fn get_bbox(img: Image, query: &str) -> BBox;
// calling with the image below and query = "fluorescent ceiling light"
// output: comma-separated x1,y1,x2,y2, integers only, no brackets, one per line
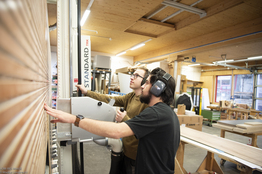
80,9,91,26
247,56,262,60
217,59,234,63
116,51,126,57
130,43,145,50
116,39,152,56
188,64,200,66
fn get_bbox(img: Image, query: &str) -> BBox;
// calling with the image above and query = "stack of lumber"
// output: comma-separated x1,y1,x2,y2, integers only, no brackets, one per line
180,126,262,169
213,119,262,134
234,122,262,133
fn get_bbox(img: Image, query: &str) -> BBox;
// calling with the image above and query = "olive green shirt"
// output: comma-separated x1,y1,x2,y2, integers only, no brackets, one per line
86,91,148,160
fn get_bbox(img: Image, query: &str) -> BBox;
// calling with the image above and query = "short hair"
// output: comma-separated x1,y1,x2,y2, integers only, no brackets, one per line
136,67,150,86
136,66,150,78
149,67,176,105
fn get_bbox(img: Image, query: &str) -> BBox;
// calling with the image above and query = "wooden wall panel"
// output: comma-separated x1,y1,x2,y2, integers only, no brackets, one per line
200,76,214,103
0,0,50,173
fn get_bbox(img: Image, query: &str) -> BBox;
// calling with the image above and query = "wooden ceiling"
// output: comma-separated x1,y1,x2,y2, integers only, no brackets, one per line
47,0,262,67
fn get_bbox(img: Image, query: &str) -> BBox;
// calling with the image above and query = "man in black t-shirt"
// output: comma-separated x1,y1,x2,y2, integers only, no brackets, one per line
44,67,180,174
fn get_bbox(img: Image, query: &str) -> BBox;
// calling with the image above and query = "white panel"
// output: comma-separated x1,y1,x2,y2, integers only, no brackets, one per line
201,88,210,110
118,73,133,94
181,66,201,81
71,97,116,140
57,0,70,98
81,35,92,90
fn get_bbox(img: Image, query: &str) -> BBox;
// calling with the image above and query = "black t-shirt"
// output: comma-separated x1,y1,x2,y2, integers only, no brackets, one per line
125,102,180,174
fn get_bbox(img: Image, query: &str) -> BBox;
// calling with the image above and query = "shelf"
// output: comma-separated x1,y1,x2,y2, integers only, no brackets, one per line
180,76,204,93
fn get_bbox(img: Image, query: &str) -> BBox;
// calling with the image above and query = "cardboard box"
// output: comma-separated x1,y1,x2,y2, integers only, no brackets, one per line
177,115,203,131
220,100,232,108
177,104,185,115
220,112,227,119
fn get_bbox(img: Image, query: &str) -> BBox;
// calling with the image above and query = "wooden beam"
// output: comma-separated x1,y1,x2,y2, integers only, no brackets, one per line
134,17,262,62
124,29,158,38
138,17,175,28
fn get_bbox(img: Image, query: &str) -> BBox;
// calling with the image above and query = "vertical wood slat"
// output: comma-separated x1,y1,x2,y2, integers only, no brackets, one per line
0,0,50,173
0,89,48,168
0,3,47,78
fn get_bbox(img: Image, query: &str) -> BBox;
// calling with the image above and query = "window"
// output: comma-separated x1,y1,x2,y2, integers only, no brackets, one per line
255,74,262,111
233,74,253,107
215,76,232,102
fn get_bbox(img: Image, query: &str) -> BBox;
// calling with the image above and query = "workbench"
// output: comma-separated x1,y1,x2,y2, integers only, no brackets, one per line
227,108,249,120
207,106,262,120
175,126,262,174
212,119,262,173
213,119,262,147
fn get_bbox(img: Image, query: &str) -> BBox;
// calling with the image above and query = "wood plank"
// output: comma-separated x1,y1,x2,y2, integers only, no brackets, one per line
218,119,262,126
0,78,47,102
11,100,46,169
0,13,47,77
125,29,158,38
0,90,47,166
181,126,262,167
212,123,234,131
0,50,47,82
236,124,262,129
0,87,47,130
245,122,262,126
20,110,45,173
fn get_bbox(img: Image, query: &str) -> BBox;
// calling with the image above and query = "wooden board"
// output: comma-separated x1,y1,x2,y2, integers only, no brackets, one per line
181,126,262,167
212,123,234,131
217,119,262,126
0,1,50,173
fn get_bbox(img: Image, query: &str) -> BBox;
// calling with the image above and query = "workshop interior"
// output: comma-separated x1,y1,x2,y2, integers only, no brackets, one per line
0,0,262,174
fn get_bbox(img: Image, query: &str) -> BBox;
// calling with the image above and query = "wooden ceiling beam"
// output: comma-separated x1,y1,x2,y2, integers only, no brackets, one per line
124,29,158,38
134,17,262,63
138,17,175,28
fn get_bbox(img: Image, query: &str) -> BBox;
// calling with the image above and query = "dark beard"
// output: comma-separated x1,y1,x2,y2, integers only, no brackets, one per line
140,92,152,104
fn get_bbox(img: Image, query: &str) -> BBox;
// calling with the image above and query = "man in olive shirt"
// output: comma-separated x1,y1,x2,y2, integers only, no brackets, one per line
76,67,149,174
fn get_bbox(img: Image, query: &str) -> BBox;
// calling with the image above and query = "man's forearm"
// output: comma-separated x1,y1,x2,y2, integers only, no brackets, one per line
79,118,133,139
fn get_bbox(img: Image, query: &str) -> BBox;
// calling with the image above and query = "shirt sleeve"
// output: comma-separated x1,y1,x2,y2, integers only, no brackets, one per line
86,91,133,107
125,107,159,139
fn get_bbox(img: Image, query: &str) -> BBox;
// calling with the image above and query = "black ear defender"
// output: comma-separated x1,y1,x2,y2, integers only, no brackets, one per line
150,73,171,97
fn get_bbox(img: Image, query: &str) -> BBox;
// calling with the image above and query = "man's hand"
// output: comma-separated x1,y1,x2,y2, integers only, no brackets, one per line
75,84,88,95
115,109,126,122
44,103,76,124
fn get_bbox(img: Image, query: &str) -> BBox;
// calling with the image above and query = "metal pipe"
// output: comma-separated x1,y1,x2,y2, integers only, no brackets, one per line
69,0,73,97
147,5,167,19
161,0,203,22
162,0,206,17
77,1,84,174
77,0,82,96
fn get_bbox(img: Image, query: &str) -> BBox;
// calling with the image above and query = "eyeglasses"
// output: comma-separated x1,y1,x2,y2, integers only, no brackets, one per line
130,73,143,79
